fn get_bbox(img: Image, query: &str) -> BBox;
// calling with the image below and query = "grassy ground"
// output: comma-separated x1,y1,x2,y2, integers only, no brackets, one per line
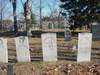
6,37,100,63
0,30,100,75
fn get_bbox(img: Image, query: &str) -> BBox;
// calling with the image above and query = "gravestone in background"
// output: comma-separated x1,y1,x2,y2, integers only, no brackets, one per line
77,33,92,62
0,38,8,63
64,28,71,41
92,23,100,40
15,36,30,62
41,33,57,61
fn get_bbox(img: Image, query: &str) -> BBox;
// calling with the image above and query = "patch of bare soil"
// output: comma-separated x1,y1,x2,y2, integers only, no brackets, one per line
0,64,7,75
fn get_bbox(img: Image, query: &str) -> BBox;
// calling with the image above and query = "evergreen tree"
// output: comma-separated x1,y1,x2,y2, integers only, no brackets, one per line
60,0,100,29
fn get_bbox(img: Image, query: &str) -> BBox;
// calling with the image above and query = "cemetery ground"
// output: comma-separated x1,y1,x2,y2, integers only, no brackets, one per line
0,37,100,75
0,30,100,75
7,37,100,62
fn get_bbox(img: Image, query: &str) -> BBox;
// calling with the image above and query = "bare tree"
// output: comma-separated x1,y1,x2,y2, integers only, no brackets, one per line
31,0,43,29
39,0,42,29
24,0,32,36
46,0,61,29
10,0,18,33
0,0,9,30
0,0,3,30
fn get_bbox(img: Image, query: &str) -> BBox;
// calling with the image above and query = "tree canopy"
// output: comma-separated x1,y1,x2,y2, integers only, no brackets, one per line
60,0,100,28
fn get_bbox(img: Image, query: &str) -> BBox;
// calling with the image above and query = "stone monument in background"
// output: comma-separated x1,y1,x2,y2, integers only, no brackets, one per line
92,22,100,40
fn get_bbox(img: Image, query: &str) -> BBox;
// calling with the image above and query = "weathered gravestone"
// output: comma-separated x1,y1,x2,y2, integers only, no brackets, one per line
41,33,57,61
0,38,8,63
15,36,30,62
92,23,100,40
77,33,92,62
64,28,71,41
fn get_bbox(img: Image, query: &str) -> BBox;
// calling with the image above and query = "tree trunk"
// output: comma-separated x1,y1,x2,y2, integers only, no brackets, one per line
0,0,3,31
13,0,18,34
39,0,42,29
24,0,32,36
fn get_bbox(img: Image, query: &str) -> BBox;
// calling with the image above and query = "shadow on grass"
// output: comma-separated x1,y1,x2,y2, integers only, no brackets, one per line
0,31,81,38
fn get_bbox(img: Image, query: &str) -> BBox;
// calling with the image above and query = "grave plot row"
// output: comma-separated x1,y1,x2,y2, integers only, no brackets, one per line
0,33,95,63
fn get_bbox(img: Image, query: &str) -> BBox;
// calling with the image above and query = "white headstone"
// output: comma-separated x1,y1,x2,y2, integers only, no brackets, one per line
41,33,57,61
77,33,92,62
15,36,30,62
0,38,8,63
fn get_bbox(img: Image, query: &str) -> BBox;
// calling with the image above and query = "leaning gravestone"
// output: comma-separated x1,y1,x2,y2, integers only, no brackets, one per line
0,38,8,63
92,23,100,40
77,33,92,62
15,36,30,62
41,33,57,61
